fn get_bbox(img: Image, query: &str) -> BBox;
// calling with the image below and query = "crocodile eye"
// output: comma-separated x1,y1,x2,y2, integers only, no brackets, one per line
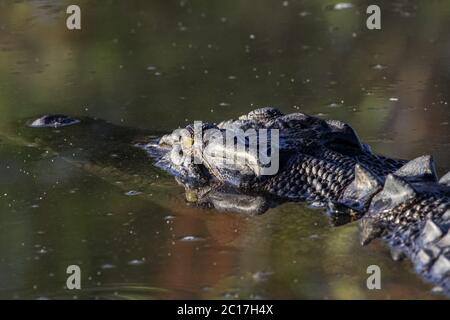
170,144,186,165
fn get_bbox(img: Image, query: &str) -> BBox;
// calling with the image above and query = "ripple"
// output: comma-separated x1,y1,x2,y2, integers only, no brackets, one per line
29,284,170,300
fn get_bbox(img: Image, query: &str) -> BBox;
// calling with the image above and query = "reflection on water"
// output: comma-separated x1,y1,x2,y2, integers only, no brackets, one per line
0,0,449,299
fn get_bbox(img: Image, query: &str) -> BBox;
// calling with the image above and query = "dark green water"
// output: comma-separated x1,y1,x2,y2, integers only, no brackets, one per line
0,0,449,299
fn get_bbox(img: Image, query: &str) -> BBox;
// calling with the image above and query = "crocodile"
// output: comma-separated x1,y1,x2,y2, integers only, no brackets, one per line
10,108,450,295
139,107,450,295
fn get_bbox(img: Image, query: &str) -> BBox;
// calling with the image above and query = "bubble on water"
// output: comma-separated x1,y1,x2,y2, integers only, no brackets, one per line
125,190,142,196
431,286,443,294
328,102,343,108
249,34,255,40
333,3,354,10
372,64,387,70
101,264,116,270
128,259,145,266
252,271,273,282
178,235,205,242
228,75,237,80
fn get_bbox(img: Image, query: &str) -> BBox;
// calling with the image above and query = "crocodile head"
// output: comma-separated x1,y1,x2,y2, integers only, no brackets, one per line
142,107,378,214
144,107,370,187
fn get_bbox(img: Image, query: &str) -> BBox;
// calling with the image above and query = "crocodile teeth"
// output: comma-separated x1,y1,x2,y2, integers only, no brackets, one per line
340,164,380,211
439,171,450,186
394,155,438,182
369,174,416,214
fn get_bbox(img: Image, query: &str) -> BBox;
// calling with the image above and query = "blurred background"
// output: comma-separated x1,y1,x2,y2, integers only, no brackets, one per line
0,0,449,299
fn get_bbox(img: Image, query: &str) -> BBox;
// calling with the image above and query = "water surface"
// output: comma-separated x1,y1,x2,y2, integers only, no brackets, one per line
0,0,449,299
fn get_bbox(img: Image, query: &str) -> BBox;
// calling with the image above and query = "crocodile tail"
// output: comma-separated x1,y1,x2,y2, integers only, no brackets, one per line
360,155,450,292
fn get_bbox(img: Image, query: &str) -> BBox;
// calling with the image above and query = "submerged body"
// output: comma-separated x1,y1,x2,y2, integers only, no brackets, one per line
20,108,450,295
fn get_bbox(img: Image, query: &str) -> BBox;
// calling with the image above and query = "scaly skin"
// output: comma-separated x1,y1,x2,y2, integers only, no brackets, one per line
25,109,450,295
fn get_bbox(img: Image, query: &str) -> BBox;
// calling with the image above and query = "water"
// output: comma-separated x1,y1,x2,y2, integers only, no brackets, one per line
0,0,449,299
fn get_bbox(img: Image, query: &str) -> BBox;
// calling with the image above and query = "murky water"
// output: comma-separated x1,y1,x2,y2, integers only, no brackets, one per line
0,0,449,299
